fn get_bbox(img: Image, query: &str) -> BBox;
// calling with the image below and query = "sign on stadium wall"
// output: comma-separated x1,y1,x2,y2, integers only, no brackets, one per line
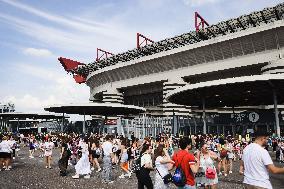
104,119,117,125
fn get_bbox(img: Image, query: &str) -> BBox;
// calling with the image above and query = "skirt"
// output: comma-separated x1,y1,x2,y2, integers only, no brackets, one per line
75,153,91,175
0,152,11,159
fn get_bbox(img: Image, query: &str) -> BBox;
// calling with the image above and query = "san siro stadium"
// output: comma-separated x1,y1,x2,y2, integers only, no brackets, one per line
58,3,284,137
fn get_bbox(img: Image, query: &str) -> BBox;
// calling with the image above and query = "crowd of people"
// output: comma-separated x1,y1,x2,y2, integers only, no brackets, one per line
0,131,284,189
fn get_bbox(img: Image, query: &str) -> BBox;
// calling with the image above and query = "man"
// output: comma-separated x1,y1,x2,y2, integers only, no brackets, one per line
101,135,114,184
169,136,200,189
239,130,284,189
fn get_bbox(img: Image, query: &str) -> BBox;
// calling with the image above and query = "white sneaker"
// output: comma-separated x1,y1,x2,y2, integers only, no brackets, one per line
229,171,232,174
91,167,95,171
108,181,114,184
72,174,79,179
84,174,90,179
96,168,101,172
118,175,125,179
218,172,222,176
224,173,228,177
13,157,15,160
8,166,12,169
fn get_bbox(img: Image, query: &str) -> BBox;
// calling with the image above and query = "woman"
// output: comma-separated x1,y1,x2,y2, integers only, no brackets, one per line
154,144,174,189
91,139,101,172
29,135,35,158
0,136,12,170
195,142,219,189
59,137,71,176
43,138,54,169
72,138,91,179
118,142,131,179
227,140,235,174
137,143,154,189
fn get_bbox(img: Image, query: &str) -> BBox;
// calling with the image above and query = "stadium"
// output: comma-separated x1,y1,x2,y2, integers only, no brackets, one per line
58,3,284,136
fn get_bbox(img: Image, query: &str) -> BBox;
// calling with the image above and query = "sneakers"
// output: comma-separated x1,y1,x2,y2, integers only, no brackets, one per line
8,166,12,169
224,173,228,177
107,181,114,184
72,174,79,179
45,166,48,169
229,171,232,174
91,167,95,171
84,174,90,179
125,173,131,178
96,168,102,172
218,172,222,176
118,175,125,179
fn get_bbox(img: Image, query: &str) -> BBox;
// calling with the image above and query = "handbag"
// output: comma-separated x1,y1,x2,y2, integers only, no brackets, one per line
205,167,216,179
156,168,172,184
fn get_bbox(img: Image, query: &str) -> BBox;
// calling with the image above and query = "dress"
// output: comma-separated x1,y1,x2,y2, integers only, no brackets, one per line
195,153,218,186
74,142,91,175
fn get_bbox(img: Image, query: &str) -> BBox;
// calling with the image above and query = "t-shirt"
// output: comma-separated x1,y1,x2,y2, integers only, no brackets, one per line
141,153,152,167
172,150,196,186
155,156,169,177
102,141,113,157
0,140,12,153
242,143,273,189
44,142,54,152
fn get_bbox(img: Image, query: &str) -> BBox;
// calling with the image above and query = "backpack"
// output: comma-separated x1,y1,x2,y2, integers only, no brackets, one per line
172,154,187,187
220,149,228,158
132,154,142,173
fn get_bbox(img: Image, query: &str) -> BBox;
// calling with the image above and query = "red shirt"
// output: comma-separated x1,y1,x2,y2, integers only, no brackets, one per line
172,150,196,186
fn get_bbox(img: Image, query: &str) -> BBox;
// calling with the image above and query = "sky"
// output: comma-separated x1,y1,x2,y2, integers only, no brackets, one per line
0,0,283,120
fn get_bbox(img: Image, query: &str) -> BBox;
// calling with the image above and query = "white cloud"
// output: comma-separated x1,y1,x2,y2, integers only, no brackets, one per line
23,47,53,57
182,0,221,7
0,0,109,33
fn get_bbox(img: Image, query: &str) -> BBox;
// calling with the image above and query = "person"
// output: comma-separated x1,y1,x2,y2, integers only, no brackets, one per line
29,135,35,158
43,138,54,169
91,139,101,172
0,136,12,170
101,135,114,184
72,137,91,179
154,144,175,189
118,142,131,179
195,142,219,189
59,137,71,176
239,130,284,189
169,136,200,189
137,143,154,189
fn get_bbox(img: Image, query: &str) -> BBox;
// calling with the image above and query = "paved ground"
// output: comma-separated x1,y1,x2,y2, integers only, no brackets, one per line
0,147,283,189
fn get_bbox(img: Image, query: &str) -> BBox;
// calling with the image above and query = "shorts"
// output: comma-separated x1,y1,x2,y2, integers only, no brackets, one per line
0,152,11,159
121,162,129,170
92,151,100,159
44,151,52,157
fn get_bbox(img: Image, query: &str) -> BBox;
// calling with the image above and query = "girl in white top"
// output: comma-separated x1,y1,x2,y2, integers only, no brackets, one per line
43,138,54,169
154,145,175,189
0,136,12,170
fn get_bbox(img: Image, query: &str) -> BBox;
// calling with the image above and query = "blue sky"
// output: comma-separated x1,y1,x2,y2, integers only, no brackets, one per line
0,0,283,118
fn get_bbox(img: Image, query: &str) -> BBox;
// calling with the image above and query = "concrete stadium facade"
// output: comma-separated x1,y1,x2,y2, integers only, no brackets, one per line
82,4,284,117
62,3,284,135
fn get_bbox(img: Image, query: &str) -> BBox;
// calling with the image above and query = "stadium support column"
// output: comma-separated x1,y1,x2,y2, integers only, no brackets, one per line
273,89,280,137
163,79,191,135
202,98,207,134
83,111,86,134
62,113,64,132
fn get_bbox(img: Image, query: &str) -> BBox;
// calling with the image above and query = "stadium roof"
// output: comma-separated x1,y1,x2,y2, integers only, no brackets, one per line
0,112,68,120
76,3,284,77
44,103,146,115
165,74,284,108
